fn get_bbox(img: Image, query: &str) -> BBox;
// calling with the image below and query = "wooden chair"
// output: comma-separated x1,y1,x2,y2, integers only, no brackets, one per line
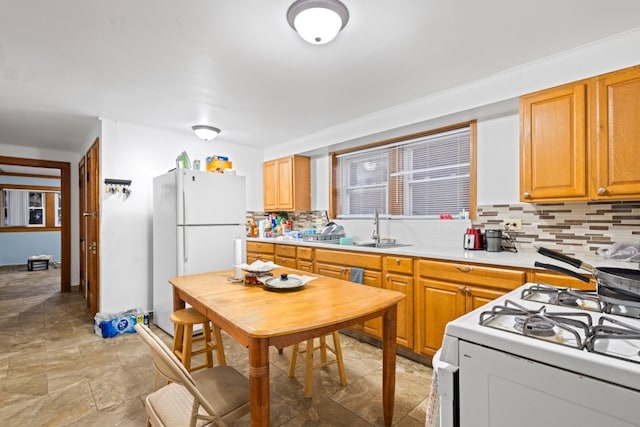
134,323,249,427
171,307,226,372
288,331,347,398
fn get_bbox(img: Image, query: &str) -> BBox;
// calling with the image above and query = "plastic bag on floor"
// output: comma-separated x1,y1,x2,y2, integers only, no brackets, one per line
93,308,149,338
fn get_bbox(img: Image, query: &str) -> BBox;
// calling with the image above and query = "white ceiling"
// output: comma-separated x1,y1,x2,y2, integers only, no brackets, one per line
1,0,640,154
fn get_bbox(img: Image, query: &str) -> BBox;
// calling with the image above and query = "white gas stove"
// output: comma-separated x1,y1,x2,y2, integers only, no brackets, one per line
434,283,640,427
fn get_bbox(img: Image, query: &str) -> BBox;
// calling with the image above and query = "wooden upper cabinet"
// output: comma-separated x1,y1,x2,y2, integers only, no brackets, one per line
263,155,311,211
263,160,277,211
592,66,640,200
520,64,640,203
520,81,588,202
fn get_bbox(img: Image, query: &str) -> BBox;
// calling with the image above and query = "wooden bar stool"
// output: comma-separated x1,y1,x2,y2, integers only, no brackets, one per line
288,331,347,398
170,307,226,372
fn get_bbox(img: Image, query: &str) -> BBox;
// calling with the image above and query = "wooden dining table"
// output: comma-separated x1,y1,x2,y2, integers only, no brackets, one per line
169,267,406,426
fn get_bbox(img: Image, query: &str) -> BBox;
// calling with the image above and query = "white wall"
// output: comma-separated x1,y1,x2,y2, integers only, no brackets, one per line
267,27,640,161
476,114,520,205
98,119,264,313
289,28,640,247
0,141,84,282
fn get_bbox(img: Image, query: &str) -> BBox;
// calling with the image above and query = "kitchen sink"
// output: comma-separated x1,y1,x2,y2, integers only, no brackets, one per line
353,242,412,249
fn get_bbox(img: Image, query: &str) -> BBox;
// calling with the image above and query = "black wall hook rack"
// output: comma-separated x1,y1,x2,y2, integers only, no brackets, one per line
104,178,132,186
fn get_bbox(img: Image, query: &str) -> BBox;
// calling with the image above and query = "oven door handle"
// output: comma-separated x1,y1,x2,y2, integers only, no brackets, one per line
432,350,460,427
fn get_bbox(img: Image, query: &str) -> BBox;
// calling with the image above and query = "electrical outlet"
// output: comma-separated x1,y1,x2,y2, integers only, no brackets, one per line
502,219,522,230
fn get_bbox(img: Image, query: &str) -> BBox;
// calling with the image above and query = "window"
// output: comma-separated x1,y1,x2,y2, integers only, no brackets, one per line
1,189,61,228
55,192,62,227
28,191,45,226
333,123,475,219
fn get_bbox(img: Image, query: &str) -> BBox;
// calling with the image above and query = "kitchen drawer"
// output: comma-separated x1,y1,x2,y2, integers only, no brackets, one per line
275,255,296,268
297,260,313,272
315,249,381,270
417,259,525,290
247,241,275,254
383,256,413,274
275,244,296,258
297,246,313,260
528,271,595,290
247,253,275,264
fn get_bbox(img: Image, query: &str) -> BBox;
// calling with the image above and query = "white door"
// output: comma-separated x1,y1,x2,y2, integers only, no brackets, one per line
177,171,246,225
178,224,246,276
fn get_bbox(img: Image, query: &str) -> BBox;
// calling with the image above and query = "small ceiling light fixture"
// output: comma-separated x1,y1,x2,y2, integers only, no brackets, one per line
287,0,349,45
192,125,221,141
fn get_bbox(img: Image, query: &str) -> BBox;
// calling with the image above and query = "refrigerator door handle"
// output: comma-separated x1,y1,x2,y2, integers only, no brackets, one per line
183,227,188,263
182,191,187,224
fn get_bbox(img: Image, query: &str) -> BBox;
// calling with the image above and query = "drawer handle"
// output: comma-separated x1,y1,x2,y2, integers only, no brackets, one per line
455,265,473,273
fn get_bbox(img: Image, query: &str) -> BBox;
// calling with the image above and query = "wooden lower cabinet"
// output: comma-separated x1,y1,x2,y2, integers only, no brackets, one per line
296,247,314,272
246,241,275,263
246,241,530,359
275,244,296,268
415,259,526,357
383,256,414,349
314,249,383,336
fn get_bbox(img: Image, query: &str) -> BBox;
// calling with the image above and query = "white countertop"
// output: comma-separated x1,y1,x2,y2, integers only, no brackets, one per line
246,237,639,272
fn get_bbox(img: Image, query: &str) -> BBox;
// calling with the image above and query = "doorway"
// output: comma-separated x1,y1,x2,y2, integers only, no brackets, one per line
0,155,71,292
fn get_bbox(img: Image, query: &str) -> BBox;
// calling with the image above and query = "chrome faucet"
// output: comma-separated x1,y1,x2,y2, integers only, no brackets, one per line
372,209,380,244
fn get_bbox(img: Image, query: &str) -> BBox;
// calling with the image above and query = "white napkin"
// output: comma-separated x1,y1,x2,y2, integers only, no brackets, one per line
236,260,279,272
257,274,317,286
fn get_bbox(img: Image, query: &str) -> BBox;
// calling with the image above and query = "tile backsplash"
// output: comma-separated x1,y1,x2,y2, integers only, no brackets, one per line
246,211,329,232
476,201,640,256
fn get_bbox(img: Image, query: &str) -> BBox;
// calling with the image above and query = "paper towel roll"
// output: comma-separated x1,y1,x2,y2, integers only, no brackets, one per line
233,237,243,280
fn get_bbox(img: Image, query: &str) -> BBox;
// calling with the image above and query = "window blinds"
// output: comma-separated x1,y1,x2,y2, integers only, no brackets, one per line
336,127,470,218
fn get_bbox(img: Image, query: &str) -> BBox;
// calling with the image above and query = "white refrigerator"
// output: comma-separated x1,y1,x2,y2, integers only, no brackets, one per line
152,169,246,335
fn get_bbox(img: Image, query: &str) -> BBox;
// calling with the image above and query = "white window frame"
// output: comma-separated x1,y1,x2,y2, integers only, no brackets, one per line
28,191,46,227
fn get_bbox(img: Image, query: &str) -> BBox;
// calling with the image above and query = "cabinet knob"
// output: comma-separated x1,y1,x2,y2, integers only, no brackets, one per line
523,192,531,199
386,274,390,280
454,265,473,273
395,258,400,264
597,187,607,195
458,285,466,292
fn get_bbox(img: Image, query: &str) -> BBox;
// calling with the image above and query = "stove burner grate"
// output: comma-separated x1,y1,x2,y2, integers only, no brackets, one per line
585,316,640,363
480,300,592,349
514,315,556,337
521,283,603,312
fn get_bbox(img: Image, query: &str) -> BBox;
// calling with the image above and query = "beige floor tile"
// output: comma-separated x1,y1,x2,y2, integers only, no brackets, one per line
0,267,432,426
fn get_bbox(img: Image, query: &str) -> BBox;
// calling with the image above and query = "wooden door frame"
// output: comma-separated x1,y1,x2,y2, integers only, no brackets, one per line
0,155,72,292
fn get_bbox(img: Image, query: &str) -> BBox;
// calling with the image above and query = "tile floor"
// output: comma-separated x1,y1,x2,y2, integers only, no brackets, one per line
0,267,433,426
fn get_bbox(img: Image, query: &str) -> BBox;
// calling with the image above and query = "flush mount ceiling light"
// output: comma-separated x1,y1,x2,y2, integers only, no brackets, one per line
192,125,221,141
287,0,349,45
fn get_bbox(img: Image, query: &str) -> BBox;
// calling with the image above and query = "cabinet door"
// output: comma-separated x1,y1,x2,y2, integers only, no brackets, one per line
361,270,383,338
592,66,640,199
263,160,277,211
520,81,588,201
415,279,465,357
465,286,505,312
385,273,413,348
276,157,294,210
